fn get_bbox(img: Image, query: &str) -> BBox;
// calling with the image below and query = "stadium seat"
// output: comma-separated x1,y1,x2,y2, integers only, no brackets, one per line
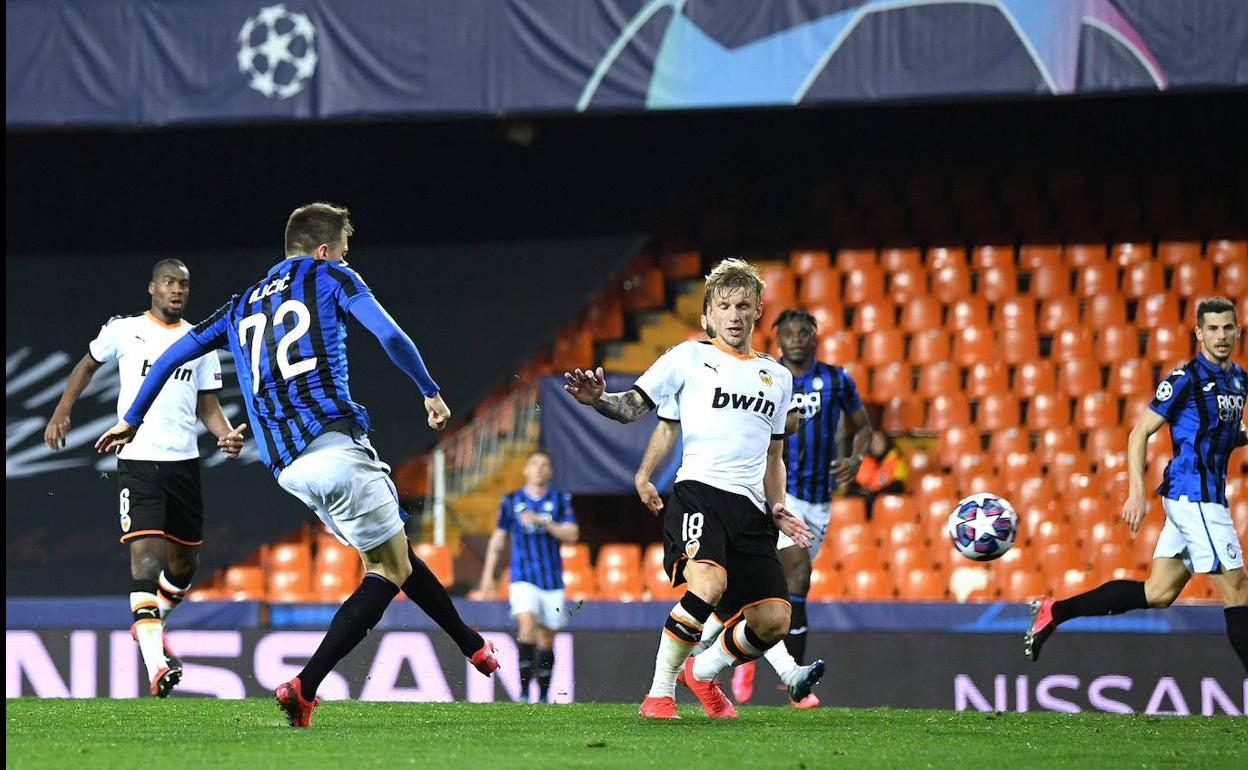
843,569,894,601
1057,569,1097,597
1219,259,1248,296
1146,325,1191,364
585,293,624,342
1014,359,1056,398
1029,263,1072,300
1037,296,1080,335
1066,243,1108,266
1112,242,1151,267
1156,241,1200,265
621,266,665,311
1095,323,1140,362
845,265,886,303
881,520,927,552
1086,522,1130,557
853,298,897,333
951,325,994,367
660,249,702,281
977,391,1020,431
1032,520,1075,551
790,249,830,275
1207,239,1247,265
995,296,1035,332
871,361,914,401
972,244,1014,270
1037,544,1085,583
560,543,591,572
836,248,877,271
965,361,1007,398
806,301,844,333
315,569,357,603
898,568,948,601
1069,495,1111,530
948,297,989,331
597,566,643,602
910,329,951,366
979,265,1019,303
918,362,959,401
916,474,958,507
948,565,994,602
1049,449,1090,485
1056,357,1102,396
1108,358,1153,397
223,565,266,601
1085,426,1126,461
1001,570,1049,602
644,543,681,601
1019,244,1062,270
267,567,313,603
819,330,858,364
1026,391,1071,430
1036,426,1079,465
597,543,641,574
882,395,924,432
759,265,797,310
830,497,869,528
1085,294,1127,328
863,329,906,367
1074,392,1118,430
1122,261,1165,298
799,267,841,305
1172,260,1215,297
988,425,1030,462
927,393,971,431
561,565,597,601
887,266,927,304
1075,263,1117,298
1135,293,1180,329
875,495,921,528
1052,328,1096,362
999,451,1041,487
185,574,230,602
881,247,922,271
414,543,455,588
936,425,977,472
1178,574,1217,604
840,543,884,575
901,295,944,332
931,264,971,304
1000,328,1039,364
843,362,869,396
806,562,842,600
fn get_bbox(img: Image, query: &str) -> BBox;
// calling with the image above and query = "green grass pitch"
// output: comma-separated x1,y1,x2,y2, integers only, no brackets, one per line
5,699,1243,769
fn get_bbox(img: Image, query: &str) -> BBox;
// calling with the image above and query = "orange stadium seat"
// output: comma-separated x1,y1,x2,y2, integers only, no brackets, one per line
807,562,842,600
1085,521,1130,555
927,246,967,270
660,249,702,281
562,564,597,601
881,247,922,271
597,543,641,573
1057,357,1102,397
881,520,927,552
315,569,357,604
560,543,591,572
1029,263,1071,300
267,568,313,603
1001,570,1049,602
806,301,844,333
1130,523,1162,569
927,393,971,431
830,497,870,528
871,361,914,401
1070,495,1111,530
1026,391,1072,430
918,361,960,400
1075,392,1118,430
1219,259,1248,296
882,396,924,432
977,392,1021,431
999,451,1041,485
1037,544,1084,581
844,266,886,303
931,264,971,304
863,329,906,366
790,249,831,275
840,543,883,575
1095,323,1140,362
1135,293,1180,329
853,298,897,333
1052,328,1095,361
621,265,665,311
1037,426,1079,465
836,248,877,271
1207,239,1247,265
414,543,455,588
844,569,894,601
989,425,1030,461
966,361,1007,398
979,265,1019,303
1056,569,1097,597
1066,243,1108,266
224,565,266,601
1075,263,1117,298
1108,358,1153,397
948,564,994,602
1015,359,1056,398
597,565,644,602
887,266,927,304
1032,519,1077,550
948,297,990,331
916,474,958,506
899,568,948,601
901,295,944,331
585,293,624,342
996,296,1036,331
1178,574,1217,604
1020,244,1062,270
1014,479,1057,515
1000,328,1039,364
1085,425,1126,461
1038,296,1080,335
1172,260,1214,297
1050,449,1090,484
875,495,921,528
1122,261,1165,298
799,267,841,305
1147,325,1191,364
552,328,593,372
1112,242,1151,267
972,244,1014,270
951,325,994,367
909,329,950,366
1085,294,1127,327
644,543,681,601
818,330,858,364
1156,241,1200,265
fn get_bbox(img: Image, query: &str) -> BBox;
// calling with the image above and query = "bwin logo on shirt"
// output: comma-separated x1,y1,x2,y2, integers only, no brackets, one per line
141,360,193,382
1215,394,1244,423
711,387,777,417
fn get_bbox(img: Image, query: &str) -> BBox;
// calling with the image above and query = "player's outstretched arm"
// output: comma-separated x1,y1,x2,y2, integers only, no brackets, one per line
636,419,678,514
564,367,652,423
1122,408,1166,533
95,333,212,454
44,353,102,450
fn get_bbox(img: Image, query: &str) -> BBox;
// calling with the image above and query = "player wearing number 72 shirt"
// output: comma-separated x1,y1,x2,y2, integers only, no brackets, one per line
96,202,499,727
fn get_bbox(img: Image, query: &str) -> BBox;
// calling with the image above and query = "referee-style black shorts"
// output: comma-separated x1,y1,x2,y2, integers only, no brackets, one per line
116,458,204,546
662,479,789,622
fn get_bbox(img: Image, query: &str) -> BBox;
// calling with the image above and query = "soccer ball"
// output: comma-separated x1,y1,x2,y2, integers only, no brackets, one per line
947,492,1018,562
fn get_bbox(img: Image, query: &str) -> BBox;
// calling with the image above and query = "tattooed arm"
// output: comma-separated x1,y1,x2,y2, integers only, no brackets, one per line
563,367,654,424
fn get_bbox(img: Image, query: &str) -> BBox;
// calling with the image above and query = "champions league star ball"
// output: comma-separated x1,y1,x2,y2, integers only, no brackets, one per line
947,492,1018,562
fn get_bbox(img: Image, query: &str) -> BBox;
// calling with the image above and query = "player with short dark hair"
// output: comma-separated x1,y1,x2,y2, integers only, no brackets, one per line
45,258,244,698
96,202,500,726
479,449,579,703
566,258,813,719
1026,296,1247,672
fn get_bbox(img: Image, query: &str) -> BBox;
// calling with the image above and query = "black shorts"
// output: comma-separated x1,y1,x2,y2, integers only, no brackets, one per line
116,458,204,546
662,480,789,623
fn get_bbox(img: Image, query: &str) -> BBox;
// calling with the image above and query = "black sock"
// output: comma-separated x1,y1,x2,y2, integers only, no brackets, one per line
518,642,535,698
537,648,555,702
784,595,808,664
1226,605,1248,673
299,574,397,698
401,549,483,656
1052,580,1148,625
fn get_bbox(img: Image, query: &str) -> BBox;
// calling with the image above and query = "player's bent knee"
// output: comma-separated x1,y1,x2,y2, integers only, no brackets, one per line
683,562,727,605
746,603,792,645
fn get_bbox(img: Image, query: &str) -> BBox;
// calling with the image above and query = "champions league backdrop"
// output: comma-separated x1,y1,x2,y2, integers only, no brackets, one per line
7,0,1246,128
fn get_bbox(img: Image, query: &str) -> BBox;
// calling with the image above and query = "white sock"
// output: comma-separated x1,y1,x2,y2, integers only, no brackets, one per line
692,622,765,681
156,571,189,622
130,592,167,680
691,614,724,656
647,601,704,699
764,639,799,683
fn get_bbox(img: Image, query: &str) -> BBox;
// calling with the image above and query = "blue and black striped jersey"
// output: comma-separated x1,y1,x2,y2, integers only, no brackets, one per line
189,257,373,475
497,488,575,590
1149,355,1246,505
785,359,863,504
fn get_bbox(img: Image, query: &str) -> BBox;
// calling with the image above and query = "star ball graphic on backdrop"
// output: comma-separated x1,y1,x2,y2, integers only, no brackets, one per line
237,4,318,99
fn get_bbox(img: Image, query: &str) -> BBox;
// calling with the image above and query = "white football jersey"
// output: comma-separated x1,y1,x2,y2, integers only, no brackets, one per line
635,339,792,511
89,311,222,461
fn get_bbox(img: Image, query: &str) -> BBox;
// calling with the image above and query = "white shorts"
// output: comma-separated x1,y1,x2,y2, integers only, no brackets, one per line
277,428,405,553
1155,496,1244,574
508,581,567,630
775,494,832,560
